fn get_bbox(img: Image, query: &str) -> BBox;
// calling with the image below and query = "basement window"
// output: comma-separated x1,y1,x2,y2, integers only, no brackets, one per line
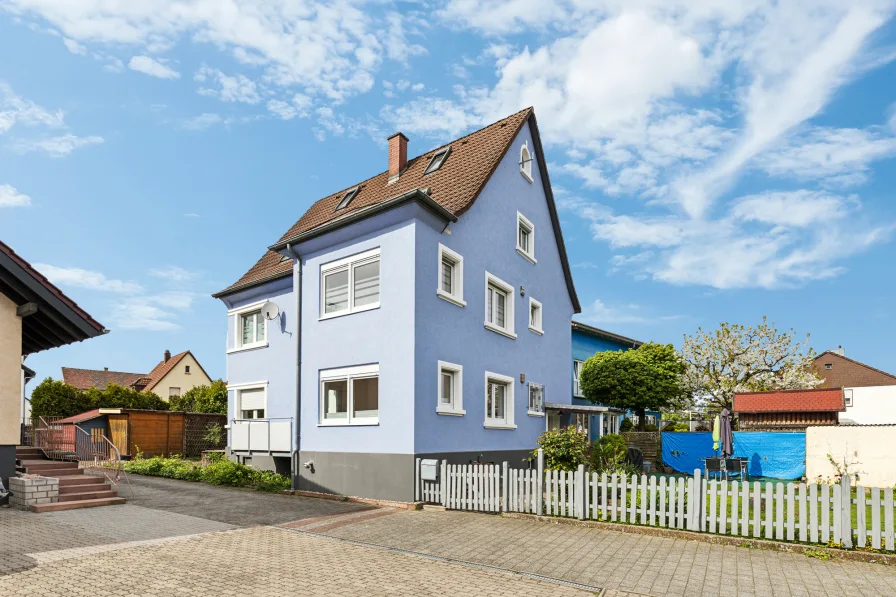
335,186,359,211
424,147,451,174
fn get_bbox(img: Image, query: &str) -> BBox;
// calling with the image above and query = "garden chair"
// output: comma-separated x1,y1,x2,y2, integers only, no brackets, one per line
725,458,748,480
626,447,644,469
704,458,723,480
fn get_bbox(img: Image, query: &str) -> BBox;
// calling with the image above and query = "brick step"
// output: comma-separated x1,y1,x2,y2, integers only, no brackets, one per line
56,475,101,486
25,468,85,477
58,490,119,502
31,497,126,513
15,449,45,458
59,482,111,494
17,460,79,470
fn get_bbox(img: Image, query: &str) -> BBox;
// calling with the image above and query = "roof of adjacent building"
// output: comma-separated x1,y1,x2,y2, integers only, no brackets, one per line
140,350,209,393
733,388,845,414
62,367,147,391
813,351,896,388
58,409,105,424
0,240,106,355
571,320,642,348
214,108,581,312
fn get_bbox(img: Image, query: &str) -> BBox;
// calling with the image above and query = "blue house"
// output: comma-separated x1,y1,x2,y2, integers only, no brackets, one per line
213,108,582,502
564,321,659,439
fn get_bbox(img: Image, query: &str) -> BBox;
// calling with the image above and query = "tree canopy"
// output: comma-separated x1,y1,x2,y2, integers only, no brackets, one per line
168,381,228,414
681,317,821,412
29,378,167,419
580,342,687,431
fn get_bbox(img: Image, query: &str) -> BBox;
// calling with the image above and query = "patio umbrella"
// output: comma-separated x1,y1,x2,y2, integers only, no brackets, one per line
719,408,734,458
712,414,720,452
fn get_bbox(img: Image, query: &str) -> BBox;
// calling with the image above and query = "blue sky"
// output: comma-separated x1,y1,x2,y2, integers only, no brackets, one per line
2,1,895,387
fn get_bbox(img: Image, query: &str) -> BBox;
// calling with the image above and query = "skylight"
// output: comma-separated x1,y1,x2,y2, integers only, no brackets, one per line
424,147,451,175
335,186,360,211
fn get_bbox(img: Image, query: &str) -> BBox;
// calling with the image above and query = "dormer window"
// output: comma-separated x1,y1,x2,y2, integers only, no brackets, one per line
520,142,533,182
335,186,359,211
424,147,451,175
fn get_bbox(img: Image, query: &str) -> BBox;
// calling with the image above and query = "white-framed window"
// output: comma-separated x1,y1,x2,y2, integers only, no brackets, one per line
824,363,833,370
437,361,465,416
516,212,536,263
232,382,267,419
169,387,181,398
520,142,533,183
528,383,544,416
437,244,465,307
320,248,381,319
424,147,451,175
185,365,191,374
319,364,379,426
228,302,269,353
573,360,584,397
528,297,543,334
484,371,516,429
484,271,516,338
844,388,853,407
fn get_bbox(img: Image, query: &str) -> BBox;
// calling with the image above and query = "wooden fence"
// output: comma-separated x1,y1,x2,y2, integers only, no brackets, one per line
415,451,896,552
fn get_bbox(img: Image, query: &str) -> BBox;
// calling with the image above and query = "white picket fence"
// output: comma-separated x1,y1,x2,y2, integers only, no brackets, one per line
415,451,896,552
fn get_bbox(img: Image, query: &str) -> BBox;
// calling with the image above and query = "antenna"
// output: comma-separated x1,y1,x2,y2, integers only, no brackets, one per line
261,300,280,321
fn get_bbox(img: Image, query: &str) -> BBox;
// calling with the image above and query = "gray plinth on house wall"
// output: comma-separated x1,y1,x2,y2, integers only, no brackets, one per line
297,451,416,503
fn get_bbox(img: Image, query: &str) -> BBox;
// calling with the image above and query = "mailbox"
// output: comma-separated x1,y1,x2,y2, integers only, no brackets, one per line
420,459,439,482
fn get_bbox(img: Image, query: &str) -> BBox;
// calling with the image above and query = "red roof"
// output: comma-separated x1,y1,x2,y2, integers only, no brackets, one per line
62,367,146,391
733,388,845,413
58,409,104,424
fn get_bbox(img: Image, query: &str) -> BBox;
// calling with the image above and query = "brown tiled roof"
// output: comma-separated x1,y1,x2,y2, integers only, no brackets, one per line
733,388,845,414
62,367,146,391
813,351,896,388
215,108,548,298
141,351,188,393
58,409,104,424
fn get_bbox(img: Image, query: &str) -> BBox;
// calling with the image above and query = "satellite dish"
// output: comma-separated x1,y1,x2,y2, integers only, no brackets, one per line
261,300,280,321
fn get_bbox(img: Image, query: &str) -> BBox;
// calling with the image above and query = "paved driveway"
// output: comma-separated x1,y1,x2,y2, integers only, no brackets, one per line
3,473,896,596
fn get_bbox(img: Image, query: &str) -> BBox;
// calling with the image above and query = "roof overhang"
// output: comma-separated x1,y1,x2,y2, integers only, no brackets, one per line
0,244,106,355
571,320,642,347
545,402,624,414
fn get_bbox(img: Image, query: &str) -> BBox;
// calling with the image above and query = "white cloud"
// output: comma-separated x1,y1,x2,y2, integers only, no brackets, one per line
381,98,480,137
730,190,855,228
183,212,200,217
13,134,103,157
62,38,87,55
108,294,195,331
195,66,259,104
148,266,199,282
755,125,896,187
439,0,568,34
0,82,65,133
384,12,427,63
0,183,31,207
33,264,144,294
128,55,180,79
266,94,312,120
181,113,223,131
2,1,388,102
580,298,679,326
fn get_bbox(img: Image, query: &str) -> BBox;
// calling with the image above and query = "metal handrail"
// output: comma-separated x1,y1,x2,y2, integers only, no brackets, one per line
72,425,134,498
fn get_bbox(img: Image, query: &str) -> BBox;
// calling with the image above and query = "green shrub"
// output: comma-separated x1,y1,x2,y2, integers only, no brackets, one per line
30,378,168,418
169,381,228,414
123,454,289,492
643,423,658,432
533,426,589,471
619,418,634,432
590,434,639,476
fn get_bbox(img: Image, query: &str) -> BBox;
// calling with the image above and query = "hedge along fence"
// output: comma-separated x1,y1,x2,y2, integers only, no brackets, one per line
416,451,896,552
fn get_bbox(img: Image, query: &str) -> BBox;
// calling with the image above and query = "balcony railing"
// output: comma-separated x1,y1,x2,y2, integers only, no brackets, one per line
230,418,292,453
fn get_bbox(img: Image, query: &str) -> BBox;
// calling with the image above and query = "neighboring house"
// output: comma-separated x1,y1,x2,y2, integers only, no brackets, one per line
556,321,640,441
213,108,581,502
1,240,105,492
62,349,213,400
733,388,846,430
813,348,896,425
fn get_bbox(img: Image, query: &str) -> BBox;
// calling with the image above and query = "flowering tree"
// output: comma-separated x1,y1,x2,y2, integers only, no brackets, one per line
682,317,821,412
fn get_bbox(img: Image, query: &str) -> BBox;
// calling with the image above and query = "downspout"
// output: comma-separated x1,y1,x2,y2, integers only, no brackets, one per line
287,243,302,490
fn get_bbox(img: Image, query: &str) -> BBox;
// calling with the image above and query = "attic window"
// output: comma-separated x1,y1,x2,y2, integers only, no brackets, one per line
424,147,451,175
825,363,832,370
520,142,533,182
279,255,291,262
335,186,360,211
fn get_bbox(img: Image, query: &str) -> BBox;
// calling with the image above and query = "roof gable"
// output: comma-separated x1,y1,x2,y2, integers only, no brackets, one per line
814,351,896,387
141,350,211,393
213,108,580,312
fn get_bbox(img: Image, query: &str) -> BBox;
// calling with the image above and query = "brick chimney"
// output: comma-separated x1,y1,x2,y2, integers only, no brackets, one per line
164,349,171,363
104,367,108,371
387,132,408,184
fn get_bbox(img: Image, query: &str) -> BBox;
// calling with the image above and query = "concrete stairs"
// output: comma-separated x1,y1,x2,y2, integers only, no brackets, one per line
15,447,126,512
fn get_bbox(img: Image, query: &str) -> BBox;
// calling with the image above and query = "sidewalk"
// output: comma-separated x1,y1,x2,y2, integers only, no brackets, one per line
311,508,896,596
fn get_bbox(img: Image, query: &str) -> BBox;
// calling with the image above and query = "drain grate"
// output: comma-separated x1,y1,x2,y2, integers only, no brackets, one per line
274,525,604,594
